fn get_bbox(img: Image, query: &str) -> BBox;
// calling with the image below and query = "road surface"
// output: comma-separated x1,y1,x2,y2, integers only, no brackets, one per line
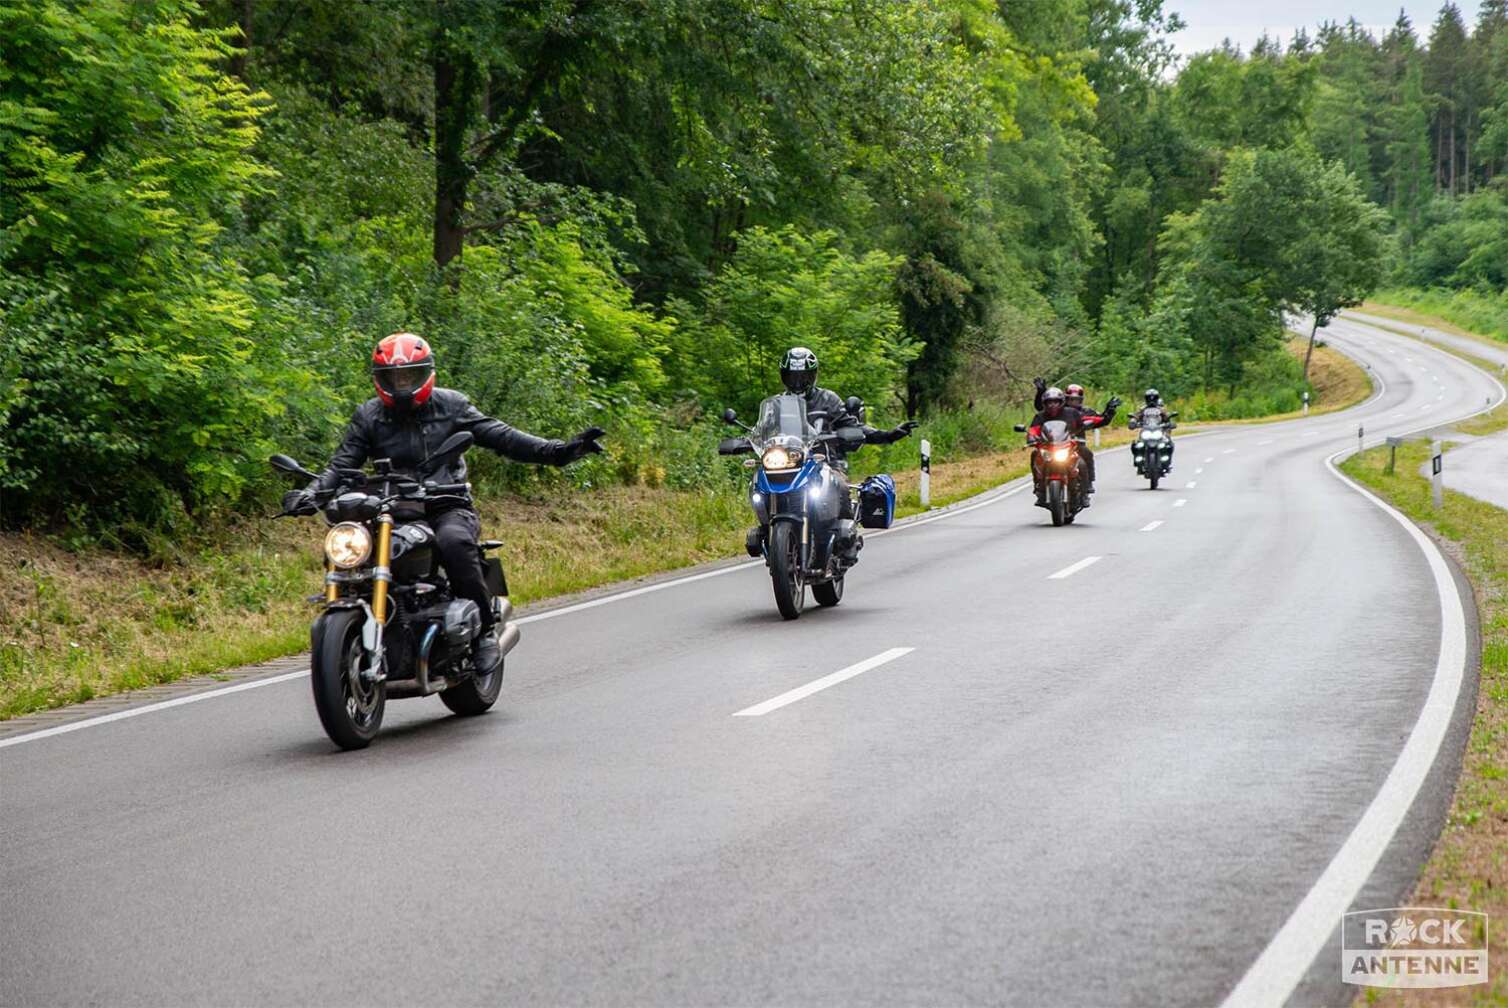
1,314,1500,1007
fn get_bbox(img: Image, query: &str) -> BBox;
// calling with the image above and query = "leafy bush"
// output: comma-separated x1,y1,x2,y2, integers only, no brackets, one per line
666,227,917,418
1,0,289,533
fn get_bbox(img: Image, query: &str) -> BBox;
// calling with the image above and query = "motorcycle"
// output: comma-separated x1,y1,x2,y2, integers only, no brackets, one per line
718,393,891,620
1015,419,1087,527
1129,411,1177,489
269,432,520,750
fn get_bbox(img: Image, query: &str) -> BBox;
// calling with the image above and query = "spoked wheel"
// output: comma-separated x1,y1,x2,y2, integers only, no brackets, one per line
1047,481,1066,527
311,609,384,750
440,653,504,716
813,575,844,607
768,522,806,620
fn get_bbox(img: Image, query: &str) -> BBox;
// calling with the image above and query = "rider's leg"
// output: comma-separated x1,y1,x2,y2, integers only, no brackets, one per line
433,506,492,628
1032,454,1046,504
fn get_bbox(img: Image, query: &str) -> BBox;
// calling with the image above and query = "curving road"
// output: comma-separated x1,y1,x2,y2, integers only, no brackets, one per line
1,314,1501,1007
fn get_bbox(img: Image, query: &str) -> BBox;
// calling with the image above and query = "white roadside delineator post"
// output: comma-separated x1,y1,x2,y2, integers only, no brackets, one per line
1302,391,1310,416
920,438,931,509
1431,440,1443,511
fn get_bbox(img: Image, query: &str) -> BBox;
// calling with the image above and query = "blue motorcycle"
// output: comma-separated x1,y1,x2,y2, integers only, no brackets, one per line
720,394,895,619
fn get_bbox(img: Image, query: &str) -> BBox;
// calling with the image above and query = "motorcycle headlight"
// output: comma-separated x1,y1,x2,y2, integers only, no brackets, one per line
762,445,803,471
1052,447,1071,463
1140,430,1160,441
324,522,372,569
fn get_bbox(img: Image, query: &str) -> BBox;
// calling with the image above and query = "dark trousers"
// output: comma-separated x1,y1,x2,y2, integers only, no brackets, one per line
431,507,494,629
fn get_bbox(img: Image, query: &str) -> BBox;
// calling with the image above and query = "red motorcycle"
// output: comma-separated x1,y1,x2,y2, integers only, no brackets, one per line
1016,419,1087,526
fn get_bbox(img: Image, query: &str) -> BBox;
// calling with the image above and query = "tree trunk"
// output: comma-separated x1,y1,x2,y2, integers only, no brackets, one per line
229,0,253,80
433,46,467,277
1301,317,1319,385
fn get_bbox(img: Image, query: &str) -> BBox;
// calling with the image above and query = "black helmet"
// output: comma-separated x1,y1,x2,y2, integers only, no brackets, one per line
1042,386,1066,416
1145,388,1160,406
780,346,819,395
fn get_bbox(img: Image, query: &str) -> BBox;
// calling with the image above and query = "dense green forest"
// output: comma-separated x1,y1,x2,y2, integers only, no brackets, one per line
2,0,1505,541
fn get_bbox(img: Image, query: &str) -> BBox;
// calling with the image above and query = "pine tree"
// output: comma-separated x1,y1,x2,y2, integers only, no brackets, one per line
1424,3,1470,194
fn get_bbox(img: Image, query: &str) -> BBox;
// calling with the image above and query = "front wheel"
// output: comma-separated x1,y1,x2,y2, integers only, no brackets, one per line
1047,481,1066,527
813,576,844,607
768,522,805,620
1149,466,1160,489
311,609,385,750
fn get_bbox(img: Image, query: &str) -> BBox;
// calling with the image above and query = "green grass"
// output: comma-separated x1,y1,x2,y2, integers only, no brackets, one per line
1369,288,1508,344
1341,440,1508,1007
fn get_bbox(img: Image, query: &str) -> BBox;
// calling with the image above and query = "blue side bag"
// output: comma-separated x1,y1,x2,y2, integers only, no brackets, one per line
858,474,897,529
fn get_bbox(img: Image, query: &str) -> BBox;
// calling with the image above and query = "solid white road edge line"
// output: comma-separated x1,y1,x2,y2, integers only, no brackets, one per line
1219,330,1506,1008
1047,556,1101,580
731,647,913,717
1139,521,1163,532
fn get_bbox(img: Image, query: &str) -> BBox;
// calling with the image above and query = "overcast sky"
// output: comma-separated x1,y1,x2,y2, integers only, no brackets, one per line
1167,0,1486,55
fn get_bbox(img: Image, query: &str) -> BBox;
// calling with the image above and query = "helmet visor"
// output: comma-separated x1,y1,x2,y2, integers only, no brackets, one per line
375,362,433,397
780,367,816,394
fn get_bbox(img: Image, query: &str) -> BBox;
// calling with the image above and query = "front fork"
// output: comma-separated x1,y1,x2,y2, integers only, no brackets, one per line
360,515,393,683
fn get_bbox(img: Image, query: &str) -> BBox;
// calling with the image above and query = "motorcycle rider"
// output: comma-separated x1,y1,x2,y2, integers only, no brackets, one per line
1030,378,1119,502
745,347,916,558
1129,387,1176,470
283,333,605,673
779,347,917,453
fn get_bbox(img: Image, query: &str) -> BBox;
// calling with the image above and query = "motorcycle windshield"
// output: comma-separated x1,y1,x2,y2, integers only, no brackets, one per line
1140,416,1166,431
1041,419,1072,444
752,394,814,445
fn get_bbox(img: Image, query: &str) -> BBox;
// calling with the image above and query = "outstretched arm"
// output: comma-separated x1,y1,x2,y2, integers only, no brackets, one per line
863,421,918,445
457,396,602,466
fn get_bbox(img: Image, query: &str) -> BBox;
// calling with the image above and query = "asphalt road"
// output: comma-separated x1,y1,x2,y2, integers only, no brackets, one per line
1,315,1500,1007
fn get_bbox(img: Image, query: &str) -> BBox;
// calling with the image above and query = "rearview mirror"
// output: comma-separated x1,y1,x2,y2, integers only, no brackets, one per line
1013,424,1027,433
269,454,316,481
844,395,864,420
422,431,474,473
722,408,738,425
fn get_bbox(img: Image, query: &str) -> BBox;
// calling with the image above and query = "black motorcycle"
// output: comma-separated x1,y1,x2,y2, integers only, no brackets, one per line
1129,411,1177,489
269,432,519,749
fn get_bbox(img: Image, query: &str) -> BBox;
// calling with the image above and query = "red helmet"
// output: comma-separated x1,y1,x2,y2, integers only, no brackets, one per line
1064,383,1085,407
372,332,435,410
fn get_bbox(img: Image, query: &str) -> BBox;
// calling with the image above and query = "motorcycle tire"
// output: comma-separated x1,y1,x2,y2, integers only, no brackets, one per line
813,576,844,607
1149,466,1160,489
1048,481,1066,527
311,608,384,750
768,522,805,620
440,656,504,716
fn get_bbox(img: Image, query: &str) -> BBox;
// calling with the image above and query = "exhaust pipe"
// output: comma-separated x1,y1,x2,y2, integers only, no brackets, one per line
496,622,522,658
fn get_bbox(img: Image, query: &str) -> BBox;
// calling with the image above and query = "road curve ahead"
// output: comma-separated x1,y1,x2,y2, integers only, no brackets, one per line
0,315,1499,1007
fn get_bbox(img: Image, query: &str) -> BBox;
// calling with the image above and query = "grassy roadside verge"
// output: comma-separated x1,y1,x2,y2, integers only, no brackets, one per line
1341,436,1508,1007
1364,290,1508,344
0,342,1372,721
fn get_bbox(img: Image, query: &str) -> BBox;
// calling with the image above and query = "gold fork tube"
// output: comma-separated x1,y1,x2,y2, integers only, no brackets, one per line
371,516,394,623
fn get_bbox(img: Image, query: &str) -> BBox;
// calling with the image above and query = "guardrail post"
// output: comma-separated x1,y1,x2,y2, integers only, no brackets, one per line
1431,441,1443,510
919,438,931,509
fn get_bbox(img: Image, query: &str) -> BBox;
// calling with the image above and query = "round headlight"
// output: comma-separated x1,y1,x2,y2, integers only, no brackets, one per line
762,445,801,471
324,522,373,569
1052,447,1071,462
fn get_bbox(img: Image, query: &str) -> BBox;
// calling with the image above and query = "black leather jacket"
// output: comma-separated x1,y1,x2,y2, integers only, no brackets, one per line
308,389,575,496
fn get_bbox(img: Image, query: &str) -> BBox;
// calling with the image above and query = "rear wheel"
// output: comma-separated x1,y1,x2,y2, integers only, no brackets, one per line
311,609,384,750
768,522,805,620
1048,481,1066,527
813,576,844,607
440,653,503,716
